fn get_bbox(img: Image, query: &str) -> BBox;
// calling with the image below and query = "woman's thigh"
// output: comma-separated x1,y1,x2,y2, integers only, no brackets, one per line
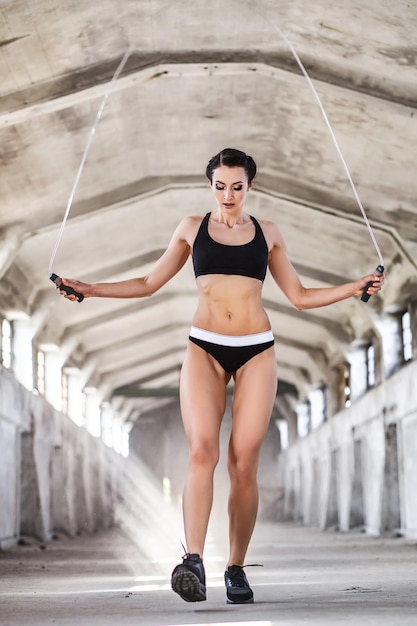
180,341,229,448
231,346,278,456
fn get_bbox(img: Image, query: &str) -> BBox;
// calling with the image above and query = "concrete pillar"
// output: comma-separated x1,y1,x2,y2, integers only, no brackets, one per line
286,411,298,445
0,407,21,548
382,423,401,531
327,365,345,418
350,439,365,529
284,466,296,521
325,448,339,529
309,457,319,527
20,430,46,540
111,414,125,455
121,421,133,458
398,410,417,539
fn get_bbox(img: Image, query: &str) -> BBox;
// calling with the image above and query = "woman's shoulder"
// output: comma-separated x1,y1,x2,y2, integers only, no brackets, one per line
179,213,208,229
184,212,209,223
255,216,282,235
174,213,208,243
255,217,286,248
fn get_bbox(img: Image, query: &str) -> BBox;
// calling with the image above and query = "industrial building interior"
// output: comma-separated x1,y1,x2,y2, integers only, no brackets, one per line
1,0,417,624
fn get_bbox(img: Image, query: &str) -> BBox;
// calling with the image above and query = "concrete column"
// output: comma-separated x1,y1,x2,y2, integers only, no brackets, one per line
382,423,401,531
325,448,339,529
121,421,133,457
350,439,365,529
286,410,298,445
327,366,344,418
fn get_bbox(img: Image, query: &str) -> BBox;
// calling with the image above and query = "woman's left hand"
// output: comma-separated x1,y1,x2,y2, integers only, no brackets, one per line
354,271,384,298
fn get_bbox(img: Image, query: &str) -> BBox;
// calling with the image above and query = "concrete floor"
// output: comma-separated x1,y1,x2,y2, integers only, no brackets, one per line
1,521,416,626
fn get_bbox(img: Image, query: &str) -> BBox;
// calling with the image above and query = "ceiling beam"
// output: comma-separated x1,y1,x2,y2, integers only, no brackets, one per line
1,53,416,128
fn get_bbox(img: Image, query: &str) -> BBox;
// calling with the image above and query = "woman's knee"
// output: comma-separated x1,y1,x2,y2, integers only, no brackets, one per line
189,441,220,470
227,451,258,484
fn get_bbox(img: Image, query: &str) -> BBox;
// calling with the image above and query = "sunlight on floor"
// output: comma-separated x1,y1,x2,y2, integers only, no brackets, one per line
163,623,272,626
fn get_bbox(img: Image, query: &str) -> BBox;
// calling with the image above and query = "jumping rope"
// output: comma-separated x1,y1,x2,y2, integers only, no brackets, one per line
49,13,384,304
48,47,133,302
266,21,384,301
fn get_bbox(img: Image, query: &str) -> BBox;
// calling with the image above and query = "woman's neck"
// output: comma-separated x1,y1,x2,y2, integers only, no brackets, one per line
212,208,247,228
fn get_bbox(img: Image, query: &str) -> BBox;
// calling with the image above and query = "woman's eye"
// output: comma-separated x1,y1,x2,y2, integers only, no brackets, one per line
214,184,243,191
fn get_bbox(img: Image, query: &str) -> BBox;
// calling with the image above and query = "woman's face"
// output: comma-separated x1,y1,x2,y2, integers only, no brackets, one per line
210,166,251,212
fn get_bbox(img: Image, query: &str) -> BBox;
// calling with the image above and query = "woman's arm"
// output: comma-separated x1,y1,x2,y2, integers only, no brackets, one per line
266,222,383,310
57,218,192,301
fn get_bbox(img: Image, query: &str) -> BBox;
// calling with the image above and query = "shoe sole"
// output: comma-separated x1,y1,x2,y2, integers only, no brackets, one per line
171,567,206,602
226,596,254,604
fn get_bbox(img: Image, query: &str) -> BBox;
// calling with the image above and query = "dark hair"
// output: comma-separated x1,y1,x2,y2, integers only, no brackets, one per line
205,148,257,184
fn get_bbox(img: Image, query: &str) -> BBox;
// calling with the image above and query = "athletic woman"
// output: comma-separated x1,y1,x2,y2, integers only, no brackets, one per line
57,148,383,604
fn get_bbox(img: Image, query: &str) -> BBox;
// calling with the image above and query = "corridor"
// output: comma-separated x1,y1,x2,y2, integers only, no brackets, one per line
1,520,416,626
1,1,417,625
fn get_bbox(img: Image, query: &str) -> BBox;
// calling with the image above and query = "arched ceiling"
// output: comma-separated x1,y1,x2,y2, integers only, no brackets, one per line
0,0,416,419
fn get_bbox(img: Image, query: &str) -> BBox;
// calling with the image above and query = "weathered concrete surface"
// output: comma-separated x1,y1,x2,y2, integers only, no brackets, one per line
1,0,417,416
0,521,416,626
0,365,119,549
280,359,417,540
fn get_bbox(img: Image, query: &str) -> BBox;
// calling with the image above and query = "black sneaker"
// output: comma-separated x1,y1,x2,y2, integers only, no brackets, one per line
224,564,254,604
171,553,206,602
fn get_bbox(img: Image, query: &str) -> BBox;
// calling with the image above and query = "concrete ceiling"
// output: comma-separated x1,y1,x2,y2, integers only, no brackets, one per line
1,0,416,418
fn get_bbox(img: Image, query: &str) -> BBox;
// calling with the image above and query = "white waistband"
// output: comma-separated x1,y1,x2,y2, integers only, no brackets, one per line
190,326,274,347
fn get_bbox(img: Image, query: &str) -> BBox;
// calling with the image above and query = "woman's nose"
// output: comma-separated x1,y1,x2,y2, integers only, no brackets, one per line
224,188,233,199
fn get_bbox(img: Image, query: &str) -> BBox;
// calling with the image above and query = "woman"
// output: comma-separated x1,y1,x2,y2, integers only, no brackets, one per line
57,147,383,604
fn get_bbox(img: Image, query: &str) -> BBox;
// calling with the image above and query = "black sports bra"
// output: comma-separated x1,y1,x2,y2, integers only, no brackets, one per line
192,212,269,282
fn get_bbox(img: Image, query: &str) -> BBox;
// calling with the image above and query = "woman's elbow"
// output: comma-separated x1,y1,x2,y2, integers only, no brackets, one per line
133,276,158,298
292,299,306,311
289,289,308,311
143,280,158,297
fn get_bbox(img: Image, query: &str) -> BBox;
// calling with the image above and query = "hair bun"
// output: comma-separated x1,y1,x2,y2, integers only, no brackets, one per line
206,148,257,183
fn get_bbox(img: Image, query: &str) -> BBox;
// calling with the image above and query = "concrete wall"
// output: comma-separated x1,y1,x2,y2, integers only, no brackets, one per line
4,355,415,551
280,360,417,540
0,365,120,549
